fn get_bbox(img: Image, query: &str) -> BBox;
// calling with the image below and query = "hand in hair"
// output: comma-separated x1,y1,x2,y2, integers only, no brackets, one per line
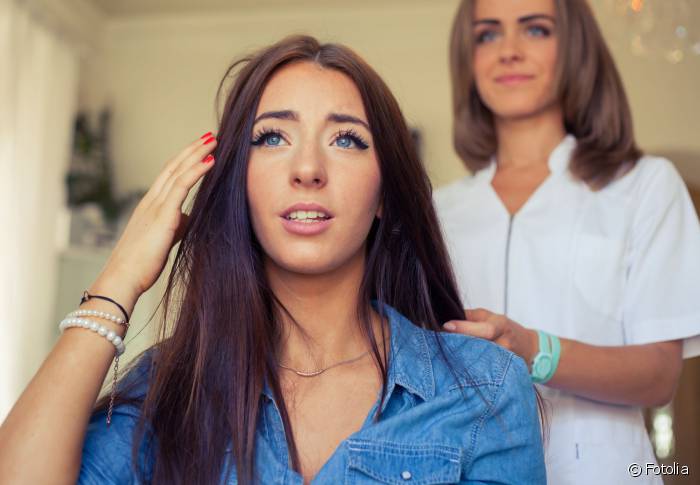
95,133,218,301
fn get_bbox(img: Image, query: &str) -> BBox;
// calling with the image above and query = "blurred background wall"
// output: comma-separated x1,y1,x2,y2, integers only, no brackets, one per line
77,0,700,191
2,0,699,481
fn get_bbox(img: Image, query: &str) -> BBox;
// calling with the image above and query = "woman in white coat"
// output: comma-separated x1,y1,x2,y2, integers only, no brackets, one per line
435,0,700,483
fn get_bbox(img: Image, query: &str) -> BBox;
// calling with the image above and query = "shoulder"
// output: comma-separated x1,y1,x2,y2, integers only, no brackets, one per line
382,302,532,407
421,328,532,405
608,155,686,201
596,155,696,233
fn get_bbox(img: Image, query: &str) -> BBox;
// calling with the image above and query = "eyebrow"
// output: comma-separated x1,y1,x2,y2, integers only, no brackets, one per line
253,110,370,130
253,110,298,124
473,14,555,26
327,113,370,130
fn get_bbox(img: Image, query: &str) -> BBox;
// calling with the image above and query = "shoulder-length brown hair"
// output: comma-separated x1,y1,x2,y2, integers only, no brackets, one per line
450,0,642,190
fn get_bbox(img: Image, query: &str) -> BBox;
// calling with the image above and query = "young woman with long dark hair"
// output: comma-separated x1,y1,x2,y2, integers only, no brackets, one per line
0,36,545,484
436,0,700,483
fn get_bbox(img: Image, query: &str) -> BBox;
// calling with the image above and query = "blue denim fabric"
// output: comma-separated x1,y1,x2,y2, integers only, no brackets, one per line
80,301,546,484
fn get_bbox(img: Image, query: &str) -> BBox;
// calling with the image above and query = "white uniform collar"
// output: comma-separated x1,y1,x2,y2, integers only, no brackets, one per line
479,134,577,182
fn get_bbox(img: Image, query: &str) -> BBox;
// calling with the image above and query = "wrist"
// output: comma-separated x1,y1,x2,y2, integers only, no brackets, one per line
87,276,140,319
72,302,129,337
530,330,561,384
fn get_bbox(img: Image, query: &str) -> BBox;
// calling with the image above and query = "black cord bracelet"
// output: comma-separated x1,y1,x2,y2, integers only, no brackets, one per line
80,290,130,323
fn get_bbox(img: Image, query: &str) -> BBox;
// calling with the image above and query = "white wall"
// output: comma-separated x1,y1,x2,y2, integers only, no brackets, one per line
1,0,91,419
79,1,466,194
79,0,700,191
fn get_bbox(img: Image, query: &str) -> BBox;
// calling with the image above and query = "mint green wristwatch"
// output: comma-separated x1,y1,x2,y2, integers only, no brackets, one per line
530,330,561,384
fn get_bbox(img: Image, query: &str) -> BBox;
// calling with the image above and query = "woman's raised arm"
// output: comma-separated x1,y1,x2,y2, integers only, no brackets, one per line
0,133,217,484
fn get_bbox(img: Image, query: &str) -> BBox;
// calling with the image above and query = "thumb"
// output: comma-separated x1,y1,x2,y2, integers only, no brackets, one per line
443,320,501,341
464,308,494,322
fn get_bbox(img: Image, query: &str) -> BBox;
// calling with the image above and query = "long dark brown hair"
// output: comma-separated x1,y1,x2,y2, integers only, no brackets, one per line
450,0,642,190
95,35,473,484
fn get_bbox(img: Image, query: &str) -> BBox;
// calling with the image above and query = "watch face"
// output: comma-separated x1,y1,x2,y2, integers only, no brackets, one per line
533,355,552,377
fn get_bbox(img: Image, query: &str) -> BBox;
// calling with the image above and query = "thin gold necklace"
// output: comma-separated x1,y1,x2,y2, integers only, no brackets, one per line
278,349,371,377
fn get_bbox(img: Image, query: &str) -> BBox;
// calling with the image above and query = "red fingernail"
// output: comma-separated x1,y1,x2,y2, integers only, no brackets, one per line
203,137,216,145
202,154,214,163
200,131,212,139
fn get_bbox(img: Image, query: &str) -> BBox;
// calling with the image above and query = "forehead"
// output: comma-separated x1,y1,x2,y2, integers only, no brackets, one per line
474,0,555,20
256,61,367,118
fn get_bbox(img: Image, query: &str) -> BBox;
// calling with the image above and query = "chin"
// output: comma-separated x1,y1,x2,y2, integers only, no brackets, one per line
482,90,557,122
266,250,344,276
489,99,552,121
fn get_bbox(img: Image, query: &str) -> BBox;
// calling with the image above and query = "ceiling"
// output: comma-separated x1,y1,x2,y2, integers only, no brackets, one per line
87,0,422,17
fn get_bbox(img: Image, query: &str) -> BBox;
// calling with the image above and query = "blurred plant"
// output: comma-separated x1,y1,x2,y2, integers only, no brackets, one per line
65,109,143,226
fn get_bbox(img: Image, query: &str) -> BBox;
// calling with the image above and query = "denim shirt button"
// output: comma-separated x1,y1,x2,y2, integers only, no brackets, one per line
401,470,412,480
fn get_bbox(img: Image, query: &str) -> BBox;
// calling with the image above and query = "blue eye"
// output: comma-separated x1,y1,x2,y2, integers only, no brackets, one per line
476,30,498,44
333,130,369,150
527,25,551,37
336,135,353,148
251,129,286,147
265,134,282,146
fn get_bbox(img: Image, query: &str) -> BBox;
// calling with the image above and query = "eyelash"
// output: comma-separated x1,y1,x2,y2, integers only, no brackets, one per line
250,127,370,150
527,25,551,37
251,127,282,146
475,30,497,44
335,129,369,150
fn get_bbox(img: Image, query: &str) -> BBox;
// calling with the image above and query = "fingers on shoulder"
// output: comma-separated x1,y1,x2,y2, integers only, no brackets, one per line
446,320,501,340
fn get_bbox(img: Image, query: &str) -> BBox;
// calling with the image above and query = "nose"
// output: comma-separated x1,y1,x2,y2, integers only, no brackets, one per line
498,31,523,64
289,141,327,189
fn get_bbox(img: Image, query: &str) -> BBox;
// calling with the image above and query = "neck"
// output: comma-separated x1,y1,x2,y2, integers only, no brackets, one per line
265,247,384,371
494,105,567,170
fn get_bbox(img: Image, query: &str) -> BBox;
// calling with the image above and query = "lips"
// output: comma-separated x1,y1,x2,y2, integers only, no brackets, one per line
280,202,334,219
279,201,334,237
495,74,534,85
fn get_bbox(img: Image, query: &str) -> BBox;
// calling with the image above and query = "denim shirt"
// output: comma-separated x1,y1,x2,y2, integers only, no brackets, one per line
80,302,546,484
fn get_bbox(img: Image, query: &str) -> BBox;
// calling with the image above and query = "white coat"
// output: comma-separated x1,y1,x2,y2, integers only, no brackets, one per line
434,135,700,484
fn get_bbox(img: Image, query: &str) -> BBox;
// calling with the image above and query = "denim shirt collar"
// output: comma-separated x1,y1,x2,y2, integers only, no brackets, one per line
375,300,436,406
261,300,436,406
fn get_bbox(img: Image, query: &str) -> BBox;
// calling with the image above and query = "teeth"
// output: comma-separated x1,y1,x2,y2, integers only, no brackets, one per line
287,210,328,221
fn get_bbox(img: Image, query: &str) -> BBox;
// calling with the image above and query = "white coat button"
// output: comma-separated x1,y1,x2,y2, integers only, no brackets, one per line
401,470,412,480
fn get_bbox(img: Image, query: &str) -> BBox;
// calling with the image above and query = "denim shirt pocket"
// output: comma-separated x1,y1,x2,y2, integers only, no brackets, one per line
345,440,462,485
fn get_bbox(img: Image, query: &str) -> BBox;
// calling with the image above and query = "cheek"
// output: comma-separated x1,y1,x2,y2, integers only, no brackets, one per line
472,50,491,93
472,49,503,110
533,41,558,87
339,162,382,218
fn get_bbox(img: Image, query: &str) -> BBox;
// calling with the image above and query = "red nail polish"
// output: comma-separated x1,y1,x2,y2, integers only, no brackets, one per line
202,154,214,163
203,137,216,145
200,131,212,139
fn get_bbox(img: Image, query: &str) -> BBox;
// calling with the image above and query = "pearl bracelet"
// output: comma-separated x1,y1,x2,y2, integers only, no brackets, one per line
59,317,126,356
68,308,128,326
